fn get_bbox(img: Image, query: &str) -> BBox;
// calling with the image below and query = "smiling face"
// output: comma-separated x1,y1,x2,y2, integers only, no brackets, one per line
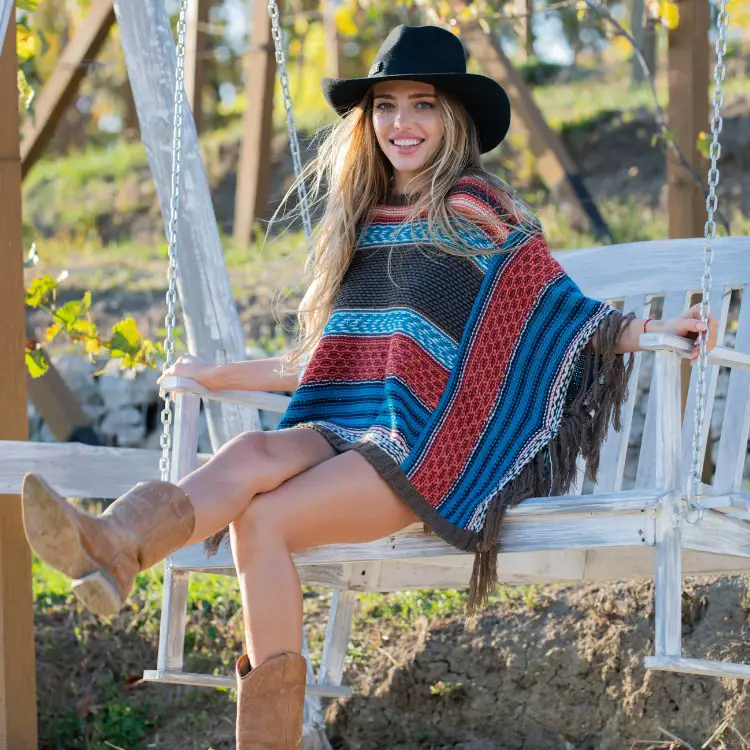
371,79,444,194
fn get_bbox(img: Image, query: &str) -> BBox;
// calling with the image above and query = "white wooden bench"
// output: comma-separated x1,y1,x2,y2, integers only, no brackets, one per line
4,236,749,690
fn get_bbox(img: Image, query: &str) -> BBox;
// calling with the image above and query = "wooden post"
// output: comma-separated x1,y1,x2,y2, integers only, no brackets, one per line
233,0,276,246
514,0,534,61
322,0,343,78
0,7,39,748
631,0,646,83
185,0,210,134
667,0,709,239
114,4,330,745
20,0,115,178
631,2,659,100
455,14,612,241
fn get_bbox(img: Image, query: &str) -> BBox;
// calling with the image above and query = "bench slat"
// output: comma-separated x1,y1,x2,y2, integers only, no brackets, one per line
595,294,649,493
714,284,750,494
636,292,690,490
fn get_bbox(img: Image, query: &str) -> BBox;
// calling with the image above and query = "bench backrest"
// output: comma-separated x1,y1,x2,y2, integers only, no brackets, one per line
556,236,750,497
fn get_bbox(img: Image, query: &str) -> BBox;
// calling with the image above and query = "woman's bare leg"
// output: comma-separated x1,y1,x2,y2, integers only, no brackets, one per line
179,427,337,546
229,450,419,666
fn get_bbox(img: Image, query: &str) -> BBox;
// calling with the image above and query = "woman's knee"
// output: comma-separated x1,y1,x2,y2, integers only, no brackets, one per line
212,430,279,490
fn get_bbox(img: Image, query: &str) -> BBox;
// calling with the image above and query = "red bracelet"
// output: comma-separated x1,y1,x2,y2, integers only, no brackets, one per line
644,318,653,333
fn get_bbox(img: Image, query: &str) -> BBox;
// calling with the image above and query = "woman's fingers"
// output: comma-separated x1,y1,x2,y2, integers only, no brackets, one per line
683,308,718,367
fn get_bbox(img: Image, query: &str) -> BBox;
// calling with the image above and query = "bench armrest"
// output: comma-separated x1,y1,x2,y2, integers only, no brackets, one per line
639,333,750,371
160,375,292,413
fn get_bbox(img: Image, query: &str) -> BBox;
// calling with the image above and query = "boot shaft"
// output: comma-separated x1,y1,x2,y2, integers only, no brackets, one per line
236,652,307,750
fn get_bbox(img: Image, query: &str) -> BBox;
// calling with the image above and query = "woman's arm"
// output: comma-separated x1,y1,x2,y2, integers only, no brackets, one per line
159,354,300,393
613,305,718,363
202,356,300,392
614,317,664,354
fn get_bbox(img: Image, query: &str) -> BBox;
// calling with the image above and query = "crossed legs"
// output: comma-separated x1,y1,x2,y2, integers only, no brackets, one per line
228,444,419,667
177,426,340,547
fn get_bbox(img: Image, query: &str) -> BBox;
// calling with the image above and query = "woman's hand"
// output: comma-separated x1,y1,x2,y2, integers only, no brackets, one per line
662,304,719,365
157,353,218,391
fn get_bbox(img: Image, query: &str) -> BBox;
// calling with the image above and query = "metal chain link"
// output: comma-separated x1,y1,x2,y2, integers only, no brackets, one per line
159,0,190,482
268,0,313,241
684,0,729,525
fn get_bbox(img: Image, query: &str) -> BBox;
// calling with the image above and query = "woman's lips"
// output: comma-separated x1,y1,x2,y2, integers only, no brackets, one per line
390,138,424,155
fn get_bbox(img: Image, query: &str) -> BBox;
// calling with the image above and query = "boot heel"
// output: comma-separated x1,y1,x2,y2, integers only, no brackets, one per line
72,570,123,616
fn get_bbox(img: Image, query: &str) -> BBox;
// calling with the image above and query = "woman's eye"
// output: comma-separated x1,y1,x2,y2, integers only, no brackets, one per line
415,100,434,109
375,102,392,110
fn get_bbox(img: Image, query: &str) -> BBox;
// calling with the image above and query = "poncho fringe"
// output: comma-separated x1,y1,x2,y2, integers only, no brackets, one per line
465,309,635,615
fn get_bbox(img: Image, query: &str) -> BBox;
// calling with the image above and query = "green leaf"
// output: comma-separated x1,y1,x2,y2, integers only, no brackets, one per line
55,298,89,329
17,0,40,10
70,318,97,339
26,348,48,378
25,275,57,308
110,318,144,359
17,68,35,112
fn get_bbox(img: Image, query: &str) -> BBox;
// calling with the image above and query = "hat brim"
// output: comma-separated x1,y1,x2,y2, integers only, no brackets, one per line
321,72,511,154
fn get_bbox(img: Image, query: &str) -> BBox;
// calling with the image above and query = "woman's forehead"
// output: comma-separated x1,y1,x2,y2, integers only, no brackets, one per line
372,80,436,97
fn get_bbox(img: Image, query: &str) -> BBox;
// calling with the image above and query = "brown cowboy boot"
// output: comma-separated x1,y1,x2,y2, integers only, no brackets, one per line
21,473,195,616
236,652,307,749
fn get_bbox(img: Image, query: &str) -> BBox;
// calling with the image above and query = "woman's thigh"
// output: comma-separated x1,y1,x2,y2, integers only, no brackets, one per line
209,426,339,494
231,450,420,554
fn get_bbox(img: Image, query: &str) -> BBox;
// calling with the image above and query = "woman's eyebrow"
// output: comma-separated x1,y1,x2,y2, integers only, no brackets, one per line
373,92,437,100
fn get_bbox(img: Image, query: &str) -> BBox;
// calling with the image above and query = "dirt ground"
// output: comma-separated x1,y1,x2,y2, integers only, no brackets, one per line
325,578,750,749
36,575,750,749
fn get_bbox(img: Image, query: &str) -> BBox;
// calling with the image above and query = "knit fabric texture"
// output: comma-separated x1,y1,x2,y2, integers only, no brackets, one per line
275,176,633,612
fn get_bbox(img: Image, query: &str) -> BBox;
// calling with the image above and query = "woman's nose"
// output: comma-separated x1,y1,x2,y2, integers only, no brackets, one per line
394,105,412,128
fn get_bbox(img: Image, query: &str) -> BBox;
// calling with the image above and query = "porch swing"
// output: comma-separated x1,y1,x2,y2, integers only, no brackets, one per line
144,0,750,694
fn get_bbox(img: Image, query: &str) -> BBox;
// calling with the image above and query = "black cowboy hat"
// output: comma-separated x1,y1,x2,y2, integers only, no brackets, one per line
321,24,511,154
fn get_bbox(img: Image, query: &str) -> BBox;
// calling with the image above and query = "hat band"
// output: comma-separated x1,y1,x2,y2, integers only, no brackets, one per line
367,60,467,78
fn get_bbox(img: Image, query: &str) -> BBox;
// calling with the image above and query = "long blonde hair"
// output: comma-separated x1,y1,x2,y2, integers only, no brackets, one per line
272,85,534,377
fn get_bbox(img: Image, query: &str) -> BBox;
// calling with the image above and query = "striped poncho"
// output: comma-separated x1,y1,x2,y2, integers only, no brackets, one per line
275,176,634,612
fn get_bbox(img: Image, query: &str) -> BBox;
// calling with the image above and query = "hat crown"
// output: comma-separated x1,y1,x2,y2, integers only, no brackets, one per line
368,25,467,78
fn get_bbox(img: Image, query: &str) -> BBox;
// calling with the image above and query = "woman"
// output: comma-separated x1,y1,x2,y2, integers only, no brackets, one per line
22,24,717,750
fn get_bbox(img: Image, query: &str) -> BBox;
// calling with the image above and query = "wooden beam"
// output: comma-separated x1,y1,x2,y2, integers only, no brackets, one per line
455,14,612,241
114,0,261,441
185,0,210,134
20,0,115,178
667,0,709,239
0,9,38,748
233,0,276,246
0,440,211,498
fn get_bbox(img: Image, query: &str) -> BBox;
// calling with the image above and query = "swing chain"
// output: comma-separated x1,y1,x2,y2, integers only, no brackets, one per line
159,0,190,482
683,0,729,526
268,0,313,241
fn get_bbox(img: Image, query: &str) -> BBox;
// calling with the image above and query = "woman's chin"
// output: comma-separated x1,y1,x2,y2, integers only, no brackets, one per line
387,154,429,174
